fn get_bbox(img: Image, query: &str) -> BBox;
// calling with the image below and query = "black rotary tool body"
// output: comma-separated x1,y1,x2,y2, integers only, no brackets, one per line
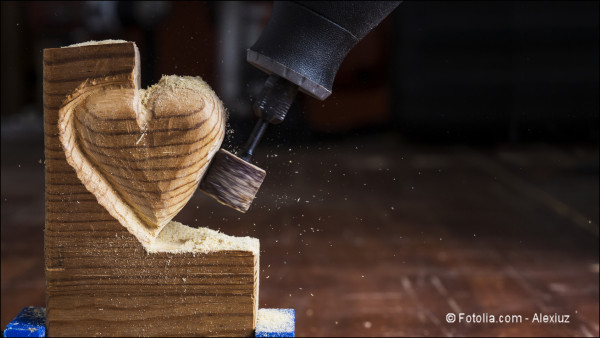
200,1,401,212
240,1,402,161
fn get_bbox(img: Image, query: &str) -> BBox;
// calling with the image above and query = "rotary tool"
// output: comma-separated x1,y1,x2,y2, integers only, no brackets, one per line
199,1,401,212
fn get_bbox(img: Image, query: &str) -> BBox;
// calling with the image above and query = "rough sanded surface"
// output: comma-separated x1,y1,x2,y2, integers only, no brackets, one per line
65,39,128,48
58,72,226,246
149,221,259,254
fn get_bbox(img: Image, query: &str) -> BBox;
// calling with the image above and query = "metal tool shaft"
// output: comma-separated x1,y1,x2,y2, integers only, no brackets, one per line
239,119,269,162
238,74,298,163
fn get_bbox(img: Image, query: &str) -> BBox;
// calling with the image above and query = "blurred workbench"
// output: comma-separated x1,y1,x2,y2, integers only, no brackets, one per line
1,134,598,336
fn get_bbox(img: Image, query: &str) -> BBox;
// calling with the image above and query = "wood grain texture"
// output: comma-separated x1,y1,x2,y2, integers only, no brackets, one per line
58,74,226,244
44,41,258,337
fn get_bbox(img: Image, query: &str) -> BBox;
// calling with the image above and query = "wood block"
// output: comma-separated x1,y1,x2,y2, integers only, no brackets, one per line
44,40,259,337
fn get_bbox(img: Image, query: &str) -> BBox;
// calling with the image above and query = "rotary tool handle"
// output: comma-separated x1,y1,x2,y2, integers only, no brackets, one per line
248,1,401,100
296,1,402,41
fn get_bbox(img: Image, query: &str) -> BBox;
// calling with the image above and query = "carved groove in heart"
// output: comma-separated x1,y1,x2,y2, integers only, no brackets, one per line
58,75,226,245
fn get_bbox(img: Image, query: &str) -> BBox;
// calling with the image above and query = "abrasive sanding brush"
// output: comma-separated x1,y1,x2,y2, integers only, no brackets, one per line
199,1,401,212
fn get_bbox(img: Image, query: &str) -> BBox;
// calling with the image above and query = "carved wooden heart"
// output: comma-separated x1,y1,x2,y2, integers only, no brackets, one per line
58,75,226,245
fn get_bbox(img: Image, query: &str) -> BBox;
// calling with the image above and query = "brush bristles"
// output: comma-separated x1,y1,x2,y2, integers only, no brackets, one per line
199,149,266,212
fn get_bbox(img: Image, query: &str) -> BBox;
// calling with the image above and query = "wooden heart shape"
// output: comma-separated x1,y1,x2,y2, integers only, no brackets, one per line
58,75,226,245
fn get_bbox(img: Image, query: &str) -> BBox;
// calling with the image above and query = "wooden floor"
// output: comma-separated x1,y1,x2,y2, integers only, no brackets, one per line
2,134,598,337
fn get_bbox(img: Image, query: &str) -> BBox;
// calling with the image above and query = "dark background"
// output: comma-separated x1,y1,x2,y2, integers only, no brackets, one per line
1,1,598,336
2,1,598,144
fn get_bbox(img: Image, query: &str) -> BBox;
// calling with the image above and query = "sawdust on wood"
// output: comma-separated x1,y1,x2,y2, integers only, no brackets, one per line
147,221,259,254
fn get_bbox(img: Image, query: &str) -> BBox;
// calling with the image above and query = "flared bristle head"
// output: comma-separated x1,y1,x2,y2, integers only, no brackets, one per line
199,149,266,212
